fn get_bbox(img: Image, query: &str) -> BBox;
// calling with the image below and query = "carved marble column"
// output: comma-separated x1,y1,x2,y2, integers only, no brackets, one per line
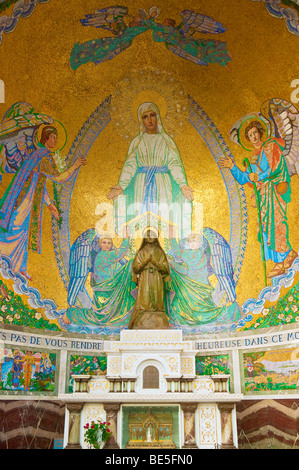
181,403,198,448
217,403,236,449
103,403,120,449
65,403,84,449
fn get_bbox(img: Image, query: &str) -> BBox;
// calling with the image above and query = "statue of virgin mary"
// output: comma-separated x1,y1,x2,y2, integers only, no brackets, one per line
107,102,193,239
128,227,171,330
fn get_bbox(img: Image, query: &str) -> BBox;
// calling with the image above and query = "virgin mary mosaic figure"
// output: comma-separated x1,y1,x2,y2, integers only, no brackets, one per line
107,102,193,239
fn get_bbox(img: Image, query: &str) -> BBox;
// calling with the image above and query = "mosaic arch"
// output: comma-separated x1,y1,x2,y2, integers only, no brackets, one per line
0,0,298,339
0,89,250,336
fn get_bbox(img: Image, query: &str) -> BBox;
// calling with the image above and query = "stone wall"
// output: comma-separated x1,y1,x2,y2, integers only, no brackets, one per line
236,399,299,449
0,400,65,449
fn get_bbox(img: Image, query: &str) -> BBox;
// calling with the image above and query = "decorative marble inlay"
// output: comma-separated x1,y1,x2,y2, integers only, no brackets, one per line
89,379,109,394
108,356,122,376
109,329,193,352
193,378,214,393
181,357,194,375
111,341,192,351
84,404,104,423
160,355,179,373
198,405,217,446
123,355,139,373
120,330,183,342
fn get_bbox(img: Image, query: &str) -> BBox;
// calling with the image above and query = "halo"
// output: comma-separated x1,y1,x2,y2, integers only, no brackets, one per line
142,226,159,238
36,118,67,153
110,67,189,140
238,114,269,151
149,6,161,18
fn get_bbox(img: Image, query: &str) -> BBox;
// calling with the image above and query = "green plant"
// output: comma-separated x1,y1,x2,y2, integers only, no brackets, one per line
0,0,19,14
0,280,60,331
242,280,299,330
83,420,111,449
281,0,299,14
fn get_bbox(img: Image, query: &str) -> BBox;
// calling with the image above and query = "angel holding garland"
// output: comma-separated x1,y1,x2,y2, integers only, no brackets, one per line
220,98,299,280
70,6,231,70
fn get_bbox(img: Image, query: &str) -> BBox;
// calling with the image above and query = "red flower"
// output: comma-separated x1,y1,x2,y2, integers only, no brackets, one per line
91,425,95,429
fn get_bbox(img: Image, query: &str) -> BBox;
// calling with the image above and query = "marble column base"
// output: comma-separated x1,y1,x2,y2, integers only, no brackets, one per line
182,443,199,449
104,441,120,449
220,443,237,449
65,443,82,449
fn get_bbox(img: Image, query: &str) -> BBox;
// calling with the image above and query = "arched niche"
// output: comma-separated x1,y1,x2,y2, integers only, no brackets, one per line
143,365,159,389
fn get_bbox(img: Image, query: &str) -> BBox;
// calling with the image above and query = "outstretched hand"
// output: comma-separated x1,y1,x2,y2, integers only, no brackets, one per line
73,156,86,170
107,185,123,200
181,185,194,201
219,155,234,169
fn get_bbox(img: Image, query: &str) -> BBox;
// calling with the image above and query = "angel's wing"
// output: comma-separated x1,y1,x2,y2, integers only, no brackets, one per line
138,9,148,20
164,33,231,68
80,5,128,33
67,228,98,306
203,228,236,302
165,42,208,66
260,98,299,177
0,102,53,175
229,113,248,146
179,10,226,37
0,128,35,174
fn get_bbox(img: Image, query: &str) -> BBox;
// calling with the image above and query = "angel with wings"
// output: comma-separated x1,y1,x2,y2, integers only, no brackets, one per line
70,5,147,70
66,229,131,307
151,10,232,69
165,228,240,328
65,225,240,328
70,6,231,70
220,98,299,279
0,102,86,280
168,228,236,303
63,228,138,326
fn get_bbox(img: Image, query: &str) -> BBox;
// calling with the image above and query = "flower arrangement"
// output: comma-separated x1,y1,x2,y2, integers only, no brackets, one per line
83,420,111,449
